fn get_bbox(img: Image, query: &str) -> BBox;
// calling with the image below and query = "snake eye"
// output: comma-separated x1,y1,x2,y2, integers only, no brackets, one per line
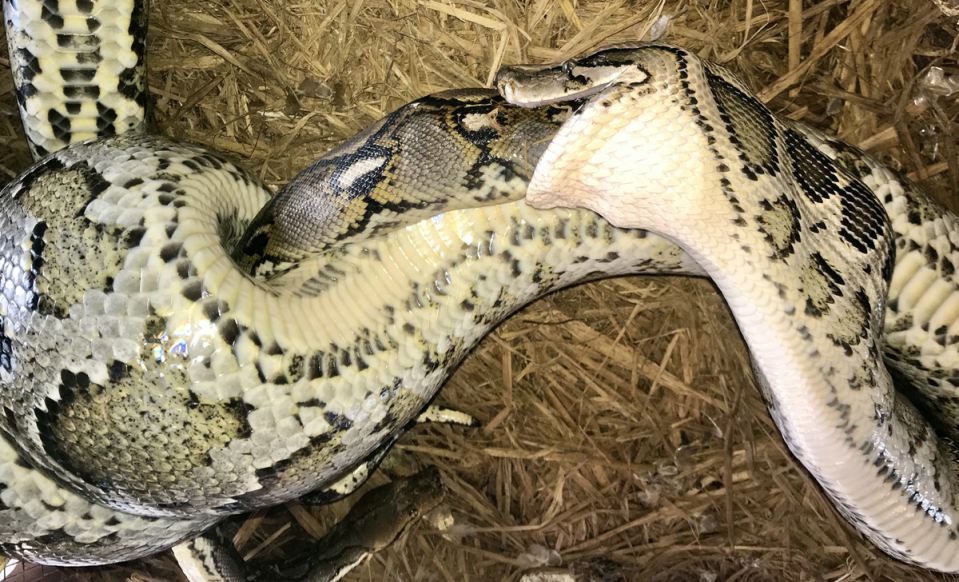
562,60,575,75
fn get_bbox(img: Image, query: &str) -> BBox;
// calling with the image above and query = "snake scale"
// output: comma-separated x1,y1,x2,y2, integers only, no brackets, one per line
4,0,959,576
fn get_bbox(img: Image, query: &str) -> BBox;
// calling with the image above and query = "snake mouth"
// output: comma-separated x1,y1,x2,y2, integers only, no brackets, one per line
495,60,629,107
496,44,666,108
494,62,591,106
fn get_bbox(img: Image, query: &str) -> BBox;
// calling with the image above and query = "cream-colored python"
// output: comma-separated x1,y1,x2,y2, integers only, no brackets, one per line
4,0,959,576
497,43,959,572
3,0,148,158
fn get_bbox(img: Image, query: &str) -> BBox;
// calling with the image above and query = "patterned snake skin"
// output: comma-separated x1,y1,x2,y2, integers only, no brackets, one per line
496,44,959,572
4,0,959,577
3,0,147,158
1,1,699,568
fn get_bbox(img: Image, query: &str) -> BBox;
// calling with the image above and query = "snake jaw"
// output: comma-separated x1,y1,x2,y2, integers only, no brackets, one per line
497,51,653,108
495,61,593,106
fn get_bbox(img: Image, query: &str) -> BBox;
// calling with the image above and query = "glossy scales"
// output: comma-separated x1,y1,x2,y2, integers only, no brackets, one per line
497,43,959,572
0,119,702,566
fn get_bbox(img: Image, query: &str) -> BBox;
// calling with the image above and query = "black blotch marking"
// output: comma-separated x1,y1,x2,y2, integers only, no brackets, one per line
812,253,846,286
838,179,888,254
40,0,64,28
76,50,102,65
325,411,354,431
108,360,130,382
176,260,191,279
25,221,48,311
202,300,221,323
218,319,240,345
62,85,99,100
121,226,146,248
47,109,71,144
0,321,12,373
804,252,844,318
160,243,183,263
15,47,42,86
306,353,324,379
60,69,96,83
942,257,955,277
222,399,254,439
785,129,841,204
181,280,203,302
247,331,262,347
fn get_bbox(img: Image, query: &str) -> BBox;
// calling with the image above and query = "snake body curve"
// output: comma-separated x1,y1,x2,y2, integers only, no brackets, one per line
5,0,959,576
496,44,959,571
1,3,699,565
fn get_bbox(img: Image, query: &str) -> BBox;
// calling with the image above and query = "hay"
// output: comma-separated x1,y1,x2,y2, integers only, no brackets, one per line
2,0,959,580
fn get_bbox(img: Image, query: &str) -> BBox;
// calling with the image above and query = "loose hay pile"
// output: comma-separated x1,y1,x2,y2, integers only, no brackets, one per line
2,0,959,580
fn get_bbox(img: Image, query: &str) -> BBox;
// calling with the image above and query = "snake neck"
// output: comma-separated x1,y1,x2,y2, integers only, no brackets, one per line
501,43,959,571
229,91,580,281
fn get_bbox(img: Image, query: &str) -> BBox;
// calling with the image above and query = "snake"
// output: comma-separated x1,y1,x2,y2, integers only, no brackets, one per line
495,44,959,570
4,0,959,577
172,466,445,582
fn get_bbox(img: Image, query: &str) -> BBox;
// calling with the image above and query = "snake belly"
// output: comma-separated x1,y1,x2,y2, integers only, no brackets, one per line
496,43,959,572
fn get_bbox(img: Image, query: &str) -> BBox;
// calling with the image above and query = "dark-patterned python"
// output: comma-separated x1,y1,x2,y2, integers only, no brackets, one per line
5,0,959,577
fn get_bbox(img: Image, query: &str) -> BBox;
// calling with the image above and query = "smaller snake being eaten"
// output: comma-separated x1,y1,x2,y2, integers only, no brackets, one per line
4,1,959,575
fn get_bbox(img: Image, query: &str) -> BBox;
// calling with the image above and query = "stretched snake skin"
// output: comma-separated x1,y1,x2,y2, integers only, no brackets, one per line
5,0,959,577
1,2,699,564
496,43,959,572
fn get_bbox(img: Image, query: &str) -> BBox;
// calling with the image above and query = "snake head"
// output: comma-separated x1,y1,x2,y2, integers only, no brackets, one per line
495,42,657,107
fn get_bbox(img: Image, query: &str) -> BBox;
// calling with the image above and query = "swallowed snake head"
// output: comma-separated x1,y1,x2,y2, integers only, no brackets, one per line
495,42,656,107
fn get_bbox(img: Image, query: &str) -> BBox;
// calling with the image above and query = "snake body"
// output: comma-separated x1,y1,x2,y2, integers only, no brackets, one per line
497,44,959,570
1,11,698,565
5,0,959,575
3,0,148,158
